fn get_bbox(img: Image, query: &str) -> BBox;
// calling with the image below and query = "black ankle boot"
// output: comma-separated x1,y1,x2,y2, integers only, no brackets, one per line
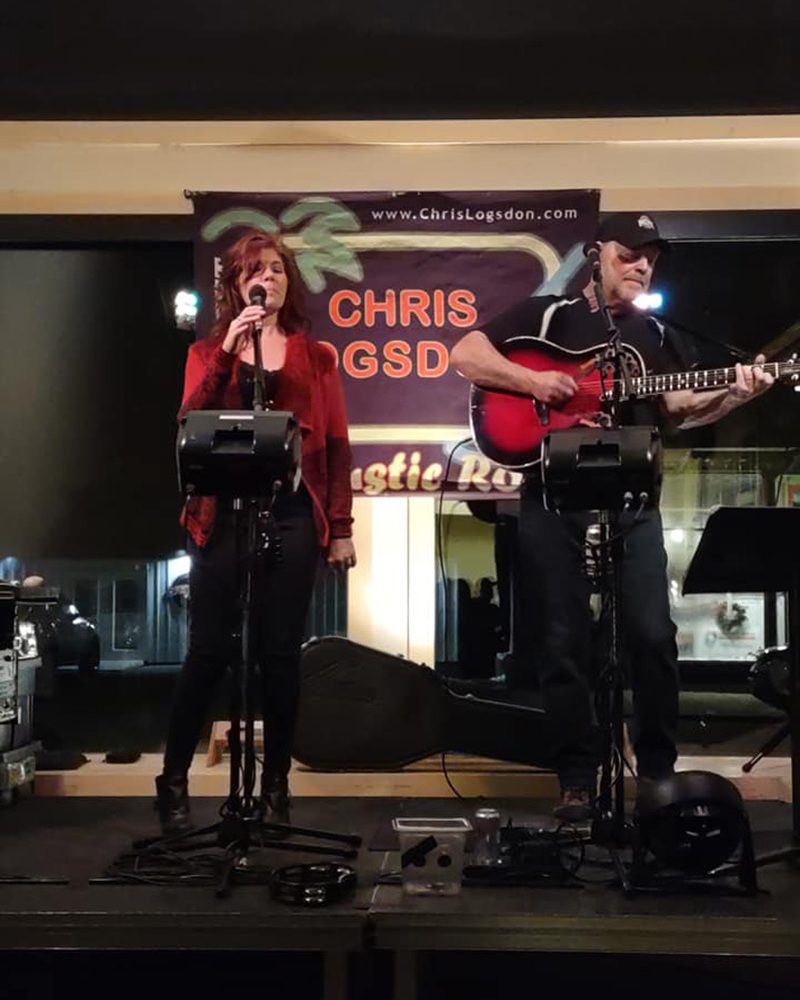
155,773,193,834
260,773,291,825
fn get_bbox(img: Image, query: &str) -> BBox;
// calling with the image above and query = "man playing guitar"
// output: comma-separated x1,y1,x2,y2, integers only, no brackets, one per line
450,213,775,821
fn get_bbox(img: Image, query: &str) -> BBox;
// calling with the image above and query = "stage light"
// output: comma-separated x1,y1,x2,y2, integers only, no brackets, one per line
634,771,754,885
669,528,686,544
168,555,191,580
174,290,199,330
633,291,664,311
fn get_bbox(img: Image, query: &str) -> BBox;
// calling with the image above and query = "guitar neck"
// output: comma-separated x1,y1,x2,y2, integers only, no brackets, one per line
633,360,795,397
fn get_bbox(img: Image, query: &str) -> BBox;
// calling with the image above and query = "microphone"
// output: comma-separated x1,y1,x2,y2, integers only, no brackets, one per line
248,284,267,333
583,242,601,266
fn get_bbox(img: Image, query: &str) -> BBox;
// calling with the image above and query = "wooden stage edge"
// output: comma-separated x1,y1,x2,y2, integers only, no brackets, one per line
33,753,792,802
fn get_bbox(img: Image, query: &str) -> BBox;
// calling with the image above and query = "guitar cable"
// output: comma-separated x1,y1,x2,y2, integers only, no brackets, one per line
437,437,484,805
436,436,475,663
270,862,357,906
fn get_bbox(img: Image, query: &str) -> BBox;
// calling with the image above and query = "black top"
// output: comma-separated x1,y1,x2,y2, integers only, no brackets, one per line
238,361,281,411
483,294,691,429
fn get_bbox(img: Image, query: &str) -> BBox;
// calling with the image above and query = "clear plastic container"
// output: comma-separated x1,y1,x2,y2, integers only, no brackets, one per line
392,817,472,895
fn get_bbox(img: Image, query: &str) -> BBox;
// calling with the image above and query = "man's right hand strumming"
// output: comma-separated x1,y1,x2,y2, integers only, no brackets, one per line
450,328,578,405
529,369,578,406
221,304,267,354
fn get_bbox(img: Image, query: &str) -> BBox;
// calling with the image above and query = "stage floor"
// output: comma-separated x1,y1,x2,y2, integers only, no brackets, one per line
1,795,799,1000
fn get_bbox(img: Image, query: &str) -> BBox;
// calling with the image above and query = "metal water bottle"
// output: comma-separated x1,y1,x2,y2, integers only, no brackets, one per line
472,807,501,865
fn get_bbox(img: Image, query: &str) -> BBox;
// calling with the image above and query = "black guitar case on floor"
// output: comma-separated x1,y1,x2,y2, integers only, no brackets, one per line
293,636,563,771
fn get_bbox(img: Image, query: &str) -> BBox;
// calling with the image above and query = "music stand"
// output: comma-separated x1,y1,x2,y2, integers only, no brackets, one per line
683,506,800,845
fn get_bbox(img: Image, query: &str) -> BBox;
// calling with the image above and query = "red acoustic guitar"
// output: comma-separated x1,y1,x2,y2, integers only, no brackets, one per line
470,337,800,470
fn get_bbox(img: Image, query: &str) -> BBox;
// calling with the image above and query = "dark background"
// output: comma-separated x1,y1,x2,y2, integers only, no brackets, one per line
0,244,192,558
1,2,798,120
654,239,800,451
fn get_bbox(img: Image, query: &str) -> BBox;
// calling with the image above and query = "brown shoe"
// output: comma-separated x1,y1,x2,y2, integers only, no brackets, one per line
553,786,594,823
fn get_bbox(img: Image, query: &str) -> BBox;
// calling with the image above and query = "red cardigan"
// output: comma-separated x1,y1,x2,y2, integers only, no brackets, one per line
179,331,354,549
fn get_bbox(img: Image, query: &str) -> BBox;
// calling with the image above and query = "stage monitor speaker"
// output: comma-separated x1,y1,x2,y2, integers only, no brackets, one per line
293,637,564,771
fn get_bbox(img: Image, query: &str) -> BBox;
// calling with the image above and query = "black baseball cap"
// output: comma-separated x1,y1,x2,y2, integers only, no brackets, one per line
595,212,669,253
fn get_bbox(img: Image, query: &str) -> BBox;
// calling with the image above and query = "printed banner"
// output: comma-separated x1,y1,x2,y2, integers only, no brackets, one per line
191,190,599,496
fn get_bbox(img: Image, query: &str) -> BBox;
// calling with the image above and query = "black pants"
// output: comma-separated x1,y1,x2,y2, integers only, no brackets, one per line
518,496,679,789
162,508,320,781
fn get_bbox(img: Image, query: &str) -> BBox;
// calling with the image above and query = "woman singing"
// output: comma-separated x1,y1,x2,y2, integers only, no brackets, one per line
156,229,356,833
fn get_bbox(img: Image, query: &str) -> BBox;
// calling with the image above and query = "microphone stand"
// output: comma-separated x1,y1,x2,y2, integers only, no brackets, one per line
232,317,268,833
251,317,268,413
588,258,630,849
591,256,626,424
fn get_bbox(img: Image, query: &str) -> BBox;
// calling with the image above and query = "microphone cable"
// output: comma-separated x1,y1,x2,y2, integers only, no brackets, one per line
270,862,357,906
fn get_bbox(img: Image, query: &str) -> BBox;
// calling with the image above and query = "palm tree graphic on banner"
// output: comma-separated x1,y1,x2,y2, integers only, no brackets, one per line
201,197,364,293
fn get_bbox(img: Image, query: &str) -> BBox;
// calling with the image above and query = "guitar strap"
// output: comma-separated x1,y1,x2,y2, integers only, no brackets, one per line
653,312,751,364
662,322,699,371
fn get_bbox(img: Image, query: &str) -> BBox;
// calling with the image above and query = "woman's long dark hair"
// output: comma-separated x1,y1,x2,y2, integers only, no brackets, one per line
210,229,309,339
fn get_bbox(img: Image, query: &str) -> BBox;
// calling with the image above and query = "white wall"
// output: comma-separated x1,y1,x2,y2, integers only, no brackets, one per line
347,497,436,663
2,117,800,213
